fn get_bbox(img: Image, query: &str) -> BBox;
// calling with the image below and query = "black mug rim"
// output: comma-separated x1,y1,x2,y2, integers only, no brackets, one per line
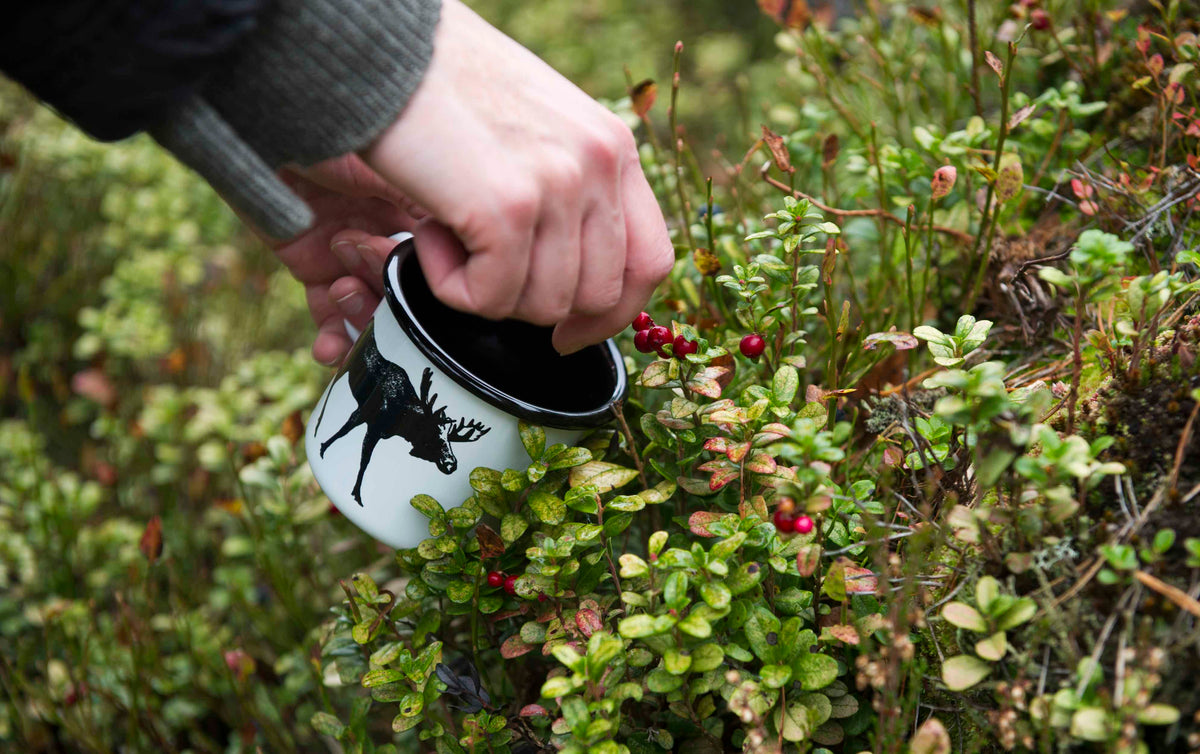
381,239,628,429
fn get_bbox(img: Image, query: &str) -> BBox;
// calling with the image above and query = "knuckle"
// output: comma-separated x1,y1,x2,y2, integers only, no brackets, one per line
544,155,584,196
642,244,677,284
499,182,541,229
578,280,623,314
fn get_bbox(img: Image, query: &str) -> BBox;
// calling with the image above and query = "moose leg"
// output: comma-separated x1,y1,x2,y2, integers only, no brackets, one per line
312,374,344,437
350,430,383,506
319,407,365,458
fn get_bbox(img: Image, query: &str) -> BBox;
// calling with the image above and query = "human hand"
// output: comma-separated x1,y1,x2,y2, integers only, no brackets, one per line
262,155,422,365
355,0,675,355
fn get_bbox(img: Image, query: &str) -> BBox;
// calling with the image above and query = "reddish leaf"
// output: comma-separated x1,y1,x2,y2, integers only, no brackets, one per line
757,0,811,29
476,524,505,560
223,649,255,682
704,437,730,454
708,466,741,491
630,79,657,117
984,50,1004,79
863,329,919,351
930,165,957,201
745,452,778,474
500,635,535,658
520,704,550,718
840,560,879,595
883,446,904,467
725,441,751,463
761,125,794,174
754,423,792,444
688,511,724,537
821,133,840,169
574,609,602,638
796,544,822,576
71,369,117,407
687,366,730,398
826,624,861,645
139,515,163,565
1007,104,1037,130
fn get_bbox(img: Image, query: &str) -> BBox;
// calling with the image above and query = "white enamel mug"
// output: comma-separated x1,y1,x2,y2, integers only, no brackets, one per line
305,234,628,548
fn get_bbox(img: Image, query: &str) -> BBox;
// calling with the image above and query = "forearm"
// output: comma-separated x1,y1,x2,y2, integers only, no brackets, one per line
1,0,441,239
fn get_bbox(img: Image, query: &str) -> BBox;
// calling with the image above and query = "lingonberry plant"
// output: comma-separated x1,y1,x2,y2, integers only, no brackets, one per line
6,0,1200,752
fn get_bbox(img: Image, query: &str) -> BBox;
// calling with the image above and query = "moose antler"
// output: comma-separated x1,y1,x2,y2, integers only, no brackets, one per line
448,417,490,443
418,368,439,412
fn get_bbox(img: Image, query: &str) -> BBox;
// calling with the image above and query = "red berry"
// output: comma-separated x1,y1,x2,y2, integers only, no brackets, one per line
773,509,796,533
740,333,766,359
647,325,672,350
673,335,699,359
537,593,549,602
795,515,815,534
487,571,505,588
1029,8,1050,29
503,574,519,596
633,329,654,353
632,312,655,331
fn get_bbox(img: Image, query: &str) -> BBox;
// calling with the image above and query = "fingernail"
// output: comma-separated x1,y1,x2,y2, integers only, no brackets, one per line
336,290,364,316
358,243,385,274
331,240,358,270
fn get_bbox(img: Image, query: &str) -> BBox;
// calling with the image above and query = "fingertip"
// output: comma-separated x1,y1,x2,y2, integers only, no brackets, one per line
312,331,349,366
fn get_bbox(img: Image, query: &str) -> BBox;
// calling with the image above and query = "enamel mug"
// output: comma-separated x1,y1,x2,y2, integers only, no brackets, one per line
305,234,628,548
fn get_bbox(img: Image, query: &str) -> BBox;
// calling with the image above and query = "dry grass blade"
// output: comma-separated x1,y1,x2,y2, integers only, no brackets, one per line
1133,571,1200,619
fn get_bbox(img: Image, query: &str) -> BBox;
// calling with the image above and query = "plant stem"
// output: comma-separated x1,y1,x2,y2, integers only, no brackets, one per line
669,42,695,250
967,41,1019,312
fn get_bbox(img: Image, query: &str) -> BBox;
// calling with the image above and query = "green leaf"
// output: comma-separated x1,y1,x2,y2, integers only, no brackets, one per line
941,601,988,632
941,655,992,691
527,489,566,525
772,365,800,405
796,652,838,690
541,676,576,698
546,446,594,470
995,597,1037,630
677,611,712,638
1070,707,1111,742
664,571,689,609
501,513,528,544
445,580,474,603
410,494,444,520
1137,704,1180,725
761,664,793,688
311,712,346,739
974,631,1007,661
646,668,684,693
699,581,732,610
568,461,639,493
663,649,693,675
690,643,725,672
619,553,649,578
361,668,405,688
618,614,661,639
519,421,546,460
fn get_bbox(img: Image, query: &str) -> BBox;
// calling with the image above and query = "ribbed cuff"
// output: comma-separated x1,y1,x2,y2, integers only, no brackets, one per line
152,96,314,238
150,0,441,238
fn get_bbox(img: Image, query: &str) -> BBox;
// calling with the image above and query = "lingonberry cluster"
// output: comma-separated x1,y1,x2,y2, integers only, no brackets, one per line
487,570,519,595
630,312,698,359
770,498,814,534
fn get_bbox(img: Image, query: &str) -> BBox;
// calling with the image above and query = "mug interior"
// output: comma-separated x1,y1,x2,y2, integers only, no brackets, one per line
384,240,626,428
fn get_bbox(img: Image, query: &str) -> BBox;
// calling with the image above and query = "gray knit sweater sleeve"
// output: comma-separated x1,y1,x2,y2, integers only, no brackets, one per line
151,0,441,239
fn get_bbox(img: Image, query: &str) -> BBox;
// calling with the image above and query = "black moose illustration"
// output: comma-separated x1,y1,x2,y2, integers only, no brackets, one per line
312,322,490,506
